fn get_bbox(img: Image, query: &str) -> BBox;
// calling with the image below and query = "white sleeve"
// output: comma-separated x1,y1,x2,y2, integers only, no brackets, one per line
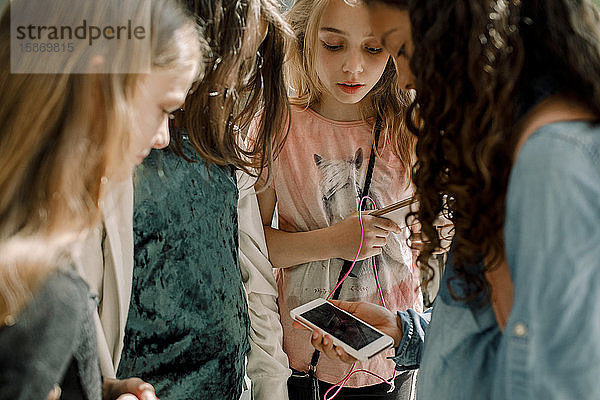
237,170,291,400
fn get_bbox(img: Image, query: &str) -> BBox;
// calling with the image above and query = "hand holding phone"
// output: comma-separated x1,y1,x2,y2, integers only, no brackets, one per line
290,298,397,362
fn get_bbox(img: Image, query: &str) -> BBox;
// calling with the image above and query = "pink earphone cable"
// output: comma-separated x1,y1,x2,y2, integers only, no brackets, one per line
323,363,398,400
323,196,396,399
326,196,385,302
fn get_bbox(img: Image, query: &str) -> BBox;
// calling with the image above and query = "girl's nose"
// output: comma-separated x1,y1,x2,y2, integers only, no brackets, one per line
342,49,364,74
153,119,170,149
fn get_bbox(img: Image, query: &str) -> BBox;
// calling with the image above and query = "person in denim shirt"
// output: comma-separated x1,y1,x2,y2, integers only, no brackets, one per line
305,0,600,399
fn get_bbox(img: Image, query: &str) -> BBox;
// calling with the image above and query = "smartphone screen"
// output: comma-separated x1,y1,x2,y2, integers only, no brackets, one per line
299,302,383,350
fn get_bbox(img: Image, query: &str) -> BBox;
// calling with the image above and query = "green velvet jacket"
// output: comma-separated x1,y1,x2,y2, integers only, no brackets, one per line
118,141,250,399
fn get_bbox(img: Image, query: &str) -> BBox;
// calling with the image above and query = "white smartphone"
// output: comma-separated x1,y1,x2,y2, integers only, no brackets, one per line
369,197,418,228
290,298,394,362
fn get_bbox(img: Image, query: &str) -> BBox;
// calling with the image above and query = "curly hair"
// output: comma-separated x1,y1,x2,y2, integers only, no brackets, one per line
407,0,600,302
286,0,415,181
172,0,293,179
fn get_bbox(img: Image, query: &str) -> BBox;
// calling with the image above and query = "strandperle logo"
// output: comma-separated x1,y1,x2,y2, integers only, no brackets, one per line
15,20,147,46
10,0,151,74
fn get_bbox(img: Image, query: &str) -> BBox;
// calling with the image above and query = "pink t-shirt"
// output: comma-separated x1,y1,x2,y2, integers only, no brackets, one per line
271,105,422,387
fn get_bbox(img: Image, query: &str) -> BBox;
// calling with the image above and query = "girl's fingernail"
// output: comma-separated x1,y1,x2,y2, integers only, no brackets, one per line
336,348,343,356
312,331,318,339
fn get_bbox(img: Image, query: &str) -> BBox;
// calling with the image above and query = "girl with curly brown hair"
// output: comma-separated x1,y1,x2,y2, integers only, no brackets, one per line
307,0,600,398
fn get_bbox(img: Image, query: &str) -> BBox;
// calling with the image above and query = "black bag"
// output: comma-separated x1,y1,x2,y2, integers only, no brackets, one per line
287,119,382,400
288,352,322,400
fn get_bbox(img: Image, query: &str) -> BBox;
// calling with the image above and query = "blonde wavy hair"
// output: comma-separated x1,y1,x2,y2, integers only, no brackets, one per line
0,0,202,322
285,0,415,179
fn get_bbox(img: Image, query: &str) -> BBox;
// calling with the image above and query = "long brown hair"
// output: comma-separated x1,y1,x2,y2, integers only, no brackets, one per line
286,0,415,180
0,0,201,321
407,0,600,301
173,0,293,179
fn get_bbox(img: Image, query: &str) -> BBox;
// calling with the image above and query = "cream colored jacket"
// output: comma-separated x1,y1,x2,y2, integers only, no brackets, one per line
237,171,291,400
73,177,134,378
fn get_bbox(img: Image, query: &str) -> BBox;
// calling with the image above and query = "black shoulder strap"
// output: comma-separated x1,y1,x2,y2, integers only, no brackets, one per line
331,116,382,300
308,117,383,371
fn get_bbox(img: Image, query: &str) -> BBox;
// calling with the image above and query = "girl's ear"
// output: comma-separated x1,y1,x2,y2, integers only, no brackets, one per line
85,54,107,74
87,54,105,70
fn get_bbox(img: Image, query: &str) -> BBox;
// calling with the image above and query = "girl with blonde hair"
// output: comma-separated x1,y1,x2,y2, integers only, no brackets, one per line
0,0,202,398
255,0,421,398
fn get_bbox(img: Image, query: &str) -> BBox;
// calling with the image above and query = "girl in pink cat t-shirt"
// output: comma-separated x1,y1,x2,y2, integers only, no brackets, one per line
254,0,422,398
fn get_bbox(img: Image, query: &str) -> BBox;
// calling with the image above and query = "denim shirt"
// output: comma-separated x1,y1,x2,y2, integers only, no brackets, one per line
391,120,600,399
